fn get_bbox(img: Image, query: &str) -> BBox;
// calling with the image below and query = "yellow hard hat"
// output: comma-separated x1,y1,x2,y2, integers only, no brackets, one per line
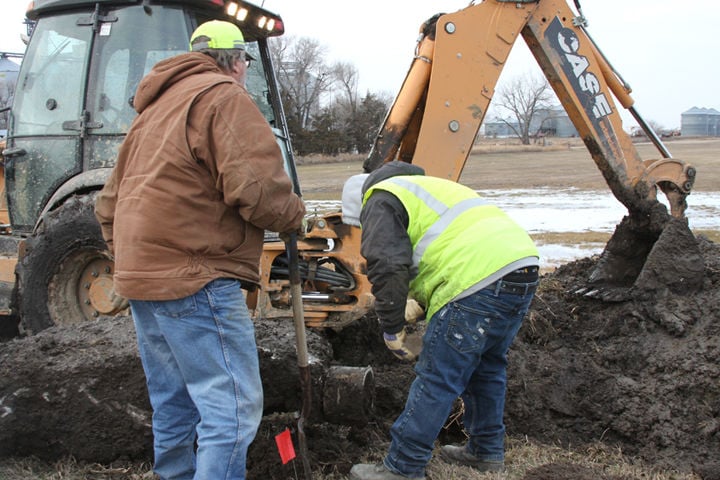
190,20,247,51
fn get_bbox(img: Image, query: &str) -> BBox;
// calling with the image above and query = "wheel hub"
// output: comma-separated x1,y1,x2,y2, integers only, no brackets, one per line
79,258,119,318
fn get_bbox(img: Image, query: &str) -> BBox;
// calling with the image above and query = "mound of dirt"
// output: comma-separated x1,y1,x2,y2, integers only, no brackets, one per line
250,237,720,478
1,237,718,479
505,235,720,473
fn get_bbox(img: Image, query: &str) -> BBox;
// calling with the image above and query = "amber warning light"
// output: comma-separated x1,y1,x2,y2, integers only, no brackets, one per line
224,1,284,35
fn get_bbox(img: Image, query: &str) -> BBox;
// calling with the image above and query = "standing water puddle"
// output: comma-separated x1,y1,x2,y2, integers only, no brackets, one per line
305,188,720,270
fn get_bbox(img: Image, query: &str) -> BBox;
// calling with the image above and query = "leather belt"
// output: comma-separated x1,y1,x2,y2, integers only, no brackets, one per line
484,266,539,296
503,266,539,282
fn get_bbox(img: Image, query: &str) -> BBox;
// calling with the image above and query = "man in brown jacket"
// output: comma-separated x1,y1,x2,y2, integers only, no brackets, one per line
94,20,305,480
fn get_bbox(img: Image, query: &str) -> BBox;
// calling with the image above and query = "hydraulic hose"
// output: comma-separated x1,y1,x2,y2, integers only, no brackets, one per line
271,257,353,288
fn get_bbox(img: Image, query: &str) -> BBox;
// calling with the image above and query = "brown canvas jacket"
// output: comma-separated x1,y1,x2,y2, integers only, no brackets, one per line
95,52,305,300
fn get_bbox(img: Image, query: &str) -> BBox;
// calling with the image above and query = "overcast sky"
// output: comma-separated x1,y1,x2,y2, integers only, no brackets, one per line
2,0,718,129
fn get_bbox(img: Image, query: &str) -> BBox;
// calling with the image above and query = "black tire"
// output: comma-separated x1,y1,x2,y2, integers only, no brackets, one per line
16,192,116,334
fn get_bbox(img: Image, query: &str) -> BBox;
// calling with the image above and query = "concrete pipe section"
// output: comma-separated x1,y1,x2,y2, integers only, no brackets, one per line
323,366,375,425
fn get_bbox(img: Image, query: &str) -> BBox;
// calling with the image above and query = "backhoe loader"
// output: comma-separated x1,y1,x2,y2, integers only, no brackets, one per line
0,0,703,337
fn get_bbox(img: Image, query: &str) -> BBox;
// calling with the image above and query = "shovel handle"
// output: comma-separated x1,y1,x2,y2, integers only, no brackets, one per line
286,231,313,479
287,232,309,368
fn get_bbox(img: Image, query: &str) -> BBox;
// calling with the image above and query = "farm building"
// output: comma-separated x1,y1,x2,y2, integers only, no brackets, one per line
482,106,578,139
681,107,720,137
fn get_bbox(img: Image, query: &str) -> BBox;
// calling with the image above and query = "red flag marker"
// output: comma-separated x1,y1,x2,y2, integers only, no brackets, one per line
275,428,296,464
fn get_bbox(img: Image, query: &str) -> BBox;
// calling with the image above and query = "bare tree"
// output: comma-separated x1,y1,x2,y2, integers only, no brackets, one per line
330,61,359,116
268,36,391,155
270,36,333,130
646,119,667,135
493,73,554,144
630,119,670,138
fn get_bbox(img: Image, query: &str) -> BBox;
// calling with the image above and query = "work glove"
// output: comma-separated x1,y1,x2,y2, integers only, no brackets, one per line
109,288,130,312
383,328,418,362
279,217,309,244
404,298,425,324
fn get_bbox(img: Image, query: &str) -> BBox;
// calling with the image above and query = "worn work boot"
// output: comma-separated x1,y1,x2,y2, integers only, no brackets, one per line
439,445,505,472
349,463,425,480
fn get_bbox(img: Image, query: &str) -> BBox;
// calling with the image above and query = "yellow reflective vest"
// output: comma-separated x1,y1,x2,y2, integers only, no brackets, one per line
363,176,539,320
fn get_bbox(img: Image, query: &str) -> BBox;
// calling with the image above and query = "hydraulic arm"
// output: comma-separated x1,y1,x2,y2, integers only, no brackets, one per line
365,0,702,295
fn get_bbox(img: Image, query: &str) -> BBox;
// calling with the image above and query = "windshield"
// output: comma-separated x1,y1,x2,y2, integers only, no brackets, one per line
13,7,278,136
87,6,189,134
12,14,90,136
244,43,275,125
88,8,276,133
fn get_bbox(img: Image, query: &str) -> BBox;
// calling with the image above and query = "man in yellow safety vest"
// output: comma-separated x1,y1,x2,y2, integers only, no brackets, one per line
349,161,539,480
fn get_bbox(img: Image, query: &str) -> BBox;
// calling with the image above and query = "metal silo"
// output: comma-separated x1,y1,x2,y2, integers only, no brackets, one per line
681,107,720,137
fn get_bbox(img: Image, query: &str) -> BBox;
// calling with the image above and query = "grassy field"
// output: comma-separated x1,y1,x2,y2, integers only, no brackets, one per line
0,436,703,480
297,137,719,197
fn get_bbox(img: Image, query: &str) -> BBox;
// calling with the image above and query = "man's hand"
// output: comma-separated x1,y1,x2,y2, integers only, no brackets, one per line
110,286,130,313
404,298,425,324
110,291,130,311
383,328,417,362
279,217,309,244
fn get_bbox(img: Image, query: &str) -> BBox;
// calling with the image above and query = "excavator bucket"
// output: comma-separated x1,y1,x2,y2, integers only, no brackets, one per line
635,217,705,293
583,204,704,301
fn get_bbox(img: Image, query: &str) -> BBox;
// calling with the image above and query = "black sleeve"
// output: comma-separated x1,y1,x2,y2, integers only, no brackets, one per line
360,191,412,334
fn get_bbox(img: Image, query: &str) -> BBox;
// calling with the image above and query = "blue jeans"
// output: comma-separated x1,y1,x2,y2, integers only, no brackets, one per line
384,283,537,477
130,278,263,480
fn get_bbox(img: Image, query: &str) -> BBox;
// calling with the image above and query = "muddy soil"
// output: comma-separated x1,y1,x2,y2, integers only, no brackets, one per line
252,237,720,479
1,236,718,479
505,234,720,475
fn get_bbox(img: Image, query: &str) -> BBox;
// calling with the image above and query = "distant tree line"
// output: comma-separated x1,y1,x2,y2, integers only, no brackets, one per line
269,36,391,156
